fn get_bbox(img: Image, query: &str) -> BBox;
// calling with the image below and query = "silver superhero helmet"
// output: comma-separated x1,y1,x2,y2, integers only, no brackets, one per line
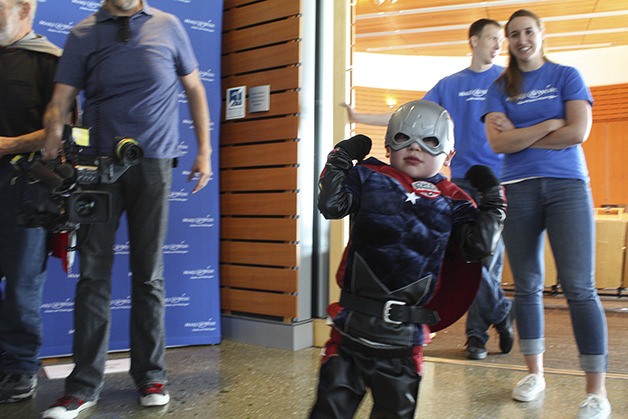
385,100,455,156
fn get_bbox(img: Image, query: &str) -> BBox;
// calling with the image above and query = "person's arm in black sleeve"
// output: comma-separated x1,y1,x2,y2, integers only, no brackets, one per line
455,165,507,262
317,134,371,219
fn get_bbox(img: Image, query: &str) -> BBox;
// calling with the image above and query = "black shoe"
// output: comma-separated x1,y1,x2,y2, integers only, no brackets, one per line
465,336,487,360
0,373,37,403
495,304,515,354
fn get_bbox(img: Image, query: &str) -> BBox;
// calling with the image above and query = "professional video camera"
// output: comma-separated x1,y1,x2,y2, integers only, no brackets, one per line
11,125,143,232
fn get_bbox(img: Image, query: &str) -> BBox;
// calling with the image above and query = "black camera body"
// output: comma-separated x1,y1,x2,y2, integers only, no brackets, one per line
12,126,143,232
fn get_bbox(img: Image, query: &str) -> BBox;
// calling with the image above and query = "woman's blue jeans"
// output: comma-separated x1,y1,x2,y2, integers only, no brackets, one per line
503,178,608,373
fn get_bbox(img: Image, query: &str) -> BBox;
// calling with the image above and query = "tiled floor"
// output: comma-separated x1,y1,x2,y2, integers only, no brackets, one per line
1,296,626,418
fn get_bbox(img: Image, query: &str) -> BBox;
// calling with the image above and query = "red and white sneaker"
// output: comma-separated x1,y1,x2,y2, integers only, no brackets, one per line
42,395,96,419
139,382,170,407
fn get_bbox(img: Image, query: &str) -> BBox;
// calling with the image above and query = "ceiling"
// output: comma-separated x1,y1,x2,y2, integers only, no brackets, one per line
353,0,628,57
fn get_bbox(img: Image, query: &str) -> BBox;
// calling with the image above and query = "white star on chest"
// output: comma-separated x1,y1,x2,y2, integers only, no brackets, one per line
405,192,420,204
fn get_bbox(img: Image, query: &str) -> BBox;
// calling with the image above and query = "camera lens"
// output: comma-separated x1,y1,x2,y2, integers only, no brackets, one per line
115,137,143,165
73,195,97,218
68,191,110,224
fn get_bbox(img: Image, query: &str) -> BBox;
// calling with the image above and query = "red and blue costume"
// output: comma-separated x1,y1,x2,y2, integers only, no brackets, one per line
310,150,505,418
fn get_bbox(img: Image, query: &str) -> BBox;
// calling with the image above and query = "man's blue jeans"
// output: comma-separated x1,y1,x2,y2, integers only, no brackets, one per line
465,239,511,344
65,159,172,400
0,181,48,375
453,178,511,344
503,178,608,373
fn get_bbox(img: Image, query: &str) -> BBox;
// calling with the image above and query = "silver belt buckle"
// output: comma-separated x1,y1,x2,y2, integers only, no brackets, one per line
383,300,405,324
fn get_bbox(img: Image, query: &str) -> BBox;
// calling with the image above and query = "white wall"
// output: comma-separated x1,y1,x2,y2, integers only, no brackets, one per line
353,45,628,91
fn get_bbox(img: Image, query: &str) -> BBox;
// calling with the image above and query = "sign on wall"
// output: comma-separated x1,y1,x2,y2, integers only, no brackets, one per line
35,0,222,356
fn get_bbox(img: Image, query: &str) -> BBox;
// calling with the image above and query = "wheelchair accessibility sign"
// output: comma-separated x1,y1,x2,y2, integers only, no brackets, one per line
226,86,246,120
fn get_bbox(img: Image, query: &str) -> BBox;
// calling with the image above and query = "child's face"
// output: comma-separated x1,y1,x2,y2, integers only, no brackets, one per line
388,137,454,180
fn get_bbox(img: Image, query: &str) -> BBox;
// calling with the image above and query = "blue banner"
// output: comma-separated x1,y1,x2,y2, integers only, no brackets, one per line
35,0,222,356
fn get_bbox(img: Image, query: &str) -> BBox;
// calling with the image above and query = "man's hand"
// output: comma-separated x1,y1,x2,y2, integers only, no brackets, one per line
42,84,80,160
188,153,212,194
340,102,357,122
42,133,63,160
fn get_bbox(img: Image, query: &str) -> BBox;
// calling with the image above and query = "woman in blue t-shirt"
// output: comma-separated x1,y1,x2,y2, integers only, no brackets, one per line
482,9,611,419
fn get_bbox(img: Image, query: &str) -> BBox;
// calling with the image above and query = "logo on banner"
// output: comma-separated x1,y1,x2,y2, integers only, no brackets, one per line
182,215,214,228
114,241,131,255
37,19,74,35
176,141,190,156
163,241,190,254
184,18,216,33
166,294,191,307
169,189,190,202
184,318,218,332
182,118,195,130
183,266,215,279
111,296,132,310
71,0,100,12
199,69,216,83
41,299,74,313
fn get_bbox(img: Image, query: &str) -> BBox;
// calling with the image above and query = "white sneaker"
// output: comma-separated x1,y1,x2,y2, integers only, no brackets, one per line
576,394,611,419
42,395,96,419
511,373,546,402
139,383,170,407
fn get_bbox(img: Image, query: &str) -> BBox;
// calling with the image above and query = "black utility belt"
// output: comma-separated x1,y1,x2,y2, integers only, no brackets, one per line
339,291,440,325
340,332,414,358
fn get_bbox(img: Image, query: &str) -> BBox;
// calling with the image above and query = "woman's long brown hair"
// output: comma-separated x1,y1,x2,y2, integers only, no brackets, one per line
496,9,548,98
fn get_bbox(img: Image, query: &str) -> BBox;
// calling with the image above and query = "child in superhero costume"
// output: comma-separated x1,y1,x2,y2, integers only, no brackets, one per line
309,100,507,418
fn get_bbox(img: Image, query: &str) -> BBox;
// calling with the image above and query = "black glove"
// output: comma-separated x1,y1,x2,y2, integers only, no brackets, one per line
334,134,372,162
464,165,500,193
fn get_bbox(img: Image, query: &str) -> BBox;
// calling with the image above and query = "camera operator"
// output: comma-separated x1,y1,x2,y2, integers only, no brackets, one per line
0,0,62,404
41,1,212,417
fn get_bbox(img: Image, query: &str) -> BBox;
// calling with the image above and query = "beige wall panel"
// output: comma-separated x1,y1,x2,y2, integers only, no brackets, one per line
222,42,299,76
221,241,298,267
221,288,297,318
220,141,298,168
220,265,298,293
221,192,297,216
221,217,297,242
222,67,299,94
223,0,300,31
594,220,627,289
222,18,299,53
221,116,298,145
221,167,297,192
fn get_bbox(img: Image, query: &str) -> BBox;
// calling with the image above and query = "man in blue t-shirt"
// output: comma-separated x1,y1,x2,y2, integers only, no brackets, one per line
41,1,212,418
344,19,514,361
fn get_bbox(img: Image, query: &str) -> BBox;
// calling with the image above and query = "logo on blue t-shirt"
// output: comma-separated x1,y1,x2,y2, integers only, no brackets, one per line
458,88,488,101
508,85,559,104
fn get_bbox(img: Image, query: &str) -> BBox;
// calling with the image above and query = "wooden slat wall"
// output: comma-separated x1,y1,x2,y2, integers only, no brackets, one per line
591,83,628,122
221,0,301,321
351,87,427,161
353,84,628,207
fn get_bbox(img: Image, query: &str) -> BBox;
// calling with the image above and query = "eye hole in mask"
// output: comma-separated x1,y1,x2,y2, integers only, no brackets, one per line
389,133,442,156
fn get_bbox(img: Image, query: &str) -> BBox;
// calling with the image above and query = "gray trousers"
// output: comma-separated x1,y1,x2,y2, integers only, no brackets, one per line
65,159,173,400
